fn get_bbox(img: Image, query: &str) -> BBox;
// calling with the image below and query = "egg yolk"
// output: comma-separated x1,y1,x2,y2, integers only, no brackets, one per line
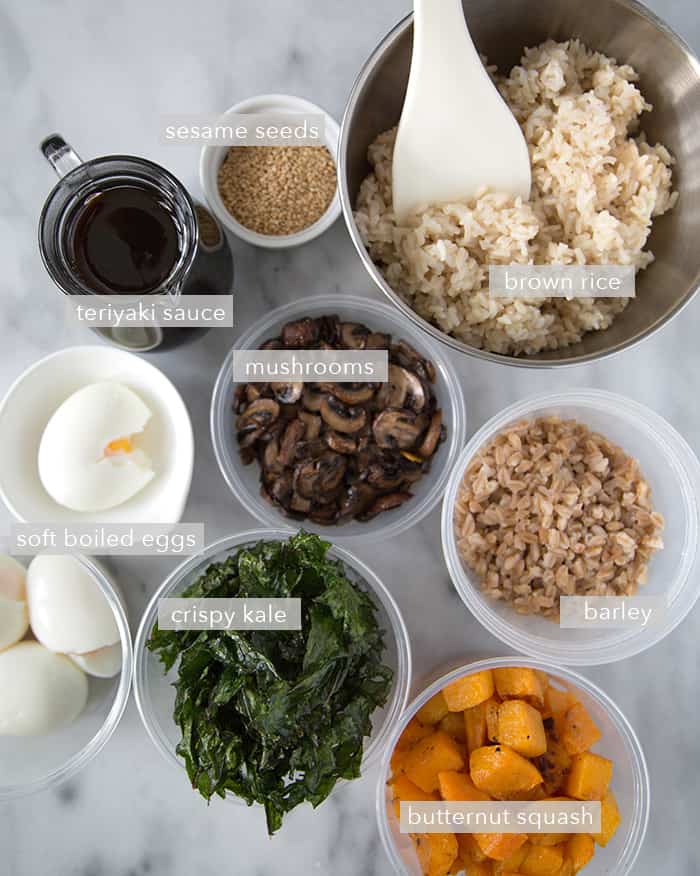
104,437,134,457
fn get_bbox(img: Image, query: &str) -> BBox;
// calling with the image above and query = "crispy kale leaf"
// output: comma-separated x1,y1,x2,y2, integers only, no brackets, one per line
147,531,393,834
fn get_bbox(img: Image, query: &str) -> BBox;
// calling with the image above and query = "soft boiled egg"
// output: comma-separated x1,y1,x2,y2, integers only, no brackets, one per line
69,642,122,678
0,641,88,736
26,555,120,657
0,555,29,652
38,381,155,512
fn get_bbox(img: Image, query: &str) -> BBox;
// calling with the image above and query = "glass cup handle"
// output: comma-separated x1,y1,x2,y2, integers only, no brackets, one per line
40,134,83,178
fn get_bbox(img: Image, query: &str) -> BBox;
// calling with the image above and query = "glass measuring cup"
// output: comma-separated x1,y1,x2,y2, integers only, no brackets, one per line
39,135,233,352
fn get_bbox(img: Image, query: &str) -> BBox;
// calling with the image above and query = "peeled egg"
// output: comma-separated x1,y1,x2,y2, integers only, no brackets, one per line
38,381,155,512
69,642,122,678
0,641,88,736
27,555,119,655
0,555,29,652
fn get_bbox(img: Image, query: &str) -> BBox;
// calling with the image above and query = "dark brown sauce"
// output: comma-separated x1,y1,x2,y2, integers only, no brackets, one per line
70,185,180,294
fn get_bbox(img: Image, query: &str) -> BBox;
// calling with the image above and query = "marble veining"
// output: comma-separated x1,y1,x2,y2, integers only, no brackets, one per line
1,0,700,873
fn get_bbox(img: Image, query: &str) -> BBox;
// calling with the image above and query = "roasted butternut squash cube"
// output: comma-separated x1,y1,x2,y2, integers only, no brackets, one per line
438,770,490,802
464,862,494,876
566,834,595,872
497,700,548,757
392,718,433,773
561,703,602,756
459,833,489,863
415,833,459,876
470,745,543,798
486,698,501,742
543,685,575,722
474,832,528,862
390,774,437,817
465,701,489,753
565,752,613,801
593,791,621,848
520,843,564,875
557,862,574,876
494,668,545,707
418,692,451,725
404,730,465,793
493,843,529,873
529,833,570,846
444,671,495,711
534,738,572,797
440,711,467,742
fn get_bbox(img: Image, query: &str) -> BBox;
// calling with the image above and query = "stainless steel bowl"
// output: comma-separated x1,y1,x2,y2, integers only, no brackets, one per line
339,0,700,367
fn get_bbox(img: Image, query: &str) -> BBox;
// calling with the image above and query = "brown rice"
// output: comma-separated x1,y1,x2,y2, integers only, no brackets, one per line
354,40,678,355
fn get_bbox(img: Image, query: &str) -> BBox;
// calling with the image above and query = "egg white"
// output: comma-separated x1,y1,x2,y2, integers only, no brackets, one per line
0,555,29,652
38,381,155,513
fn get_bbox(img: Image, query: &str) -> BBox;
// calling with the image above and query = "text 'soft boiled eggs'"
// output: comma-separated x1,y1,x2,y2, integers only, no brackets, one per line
0,555,29,652
38,382,155,512
0,642,88,735
27,555,119,655
69,642,122,678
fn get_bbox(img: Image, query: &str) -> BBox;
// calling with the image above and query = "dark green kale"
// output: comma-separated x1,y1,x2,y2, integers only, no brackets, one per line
147,531,393,834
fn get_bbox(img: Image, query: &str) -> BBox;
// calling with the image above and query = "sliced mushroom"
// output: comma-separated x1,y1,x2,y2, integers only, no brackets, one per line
269,471,294,506
294,452,347,499
308,504,339,524
319,382,377,406
339,484,377,518
295,438,328,461
317,315,340,344
373,408,427,450
359,491,413,520
271,382,303,404
320,395,367,434
340,322,370,349
417,410,443,459
298,410,322,440
263,438,283,475
290,492,312,513
365,331,391,349
236,398,280,446
393,339,436,382
302,386,326,412
325,431,357,455
278,420,306,467
281,318,319,347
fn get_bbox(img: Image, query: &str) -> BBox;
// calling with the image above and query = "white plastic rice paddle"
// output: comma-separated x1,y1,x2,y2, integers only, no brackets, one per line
392,0,532,222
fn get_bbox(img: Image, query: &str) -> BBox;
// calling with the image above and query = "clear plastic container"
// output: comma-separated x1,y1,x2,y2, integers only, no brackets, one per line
0,555,133,799
377,657,649,876
133,529,412,803
441,390,700,665
210,294,467,542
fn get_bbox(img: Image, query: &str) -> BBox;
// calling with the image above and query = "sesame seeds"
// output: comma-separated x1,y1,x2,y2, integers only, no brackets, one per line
217,145,337,236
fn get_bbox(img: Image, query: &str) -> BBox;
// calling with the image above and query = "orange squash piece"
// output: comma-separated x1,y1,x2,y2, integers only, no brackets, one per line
497,700,548,757
485,698,501,742
390,774,437,817
561,703,602,756
557,862,574,876
418,691,451,725
494,668,545,707
470,745,543,798
404,730,466,793
534,737,572,797
444,671,495,711
465,701,489,753
520,844,564,875
529,833,570,846
565,752,613,801
593,790,621,847
415,833,459,876
474,833,528,862
493,843,529,873
438,770,490,802
464,862,494,876
458,833,488,863
392,718,433,773
440,711,467,742
566,834,595,872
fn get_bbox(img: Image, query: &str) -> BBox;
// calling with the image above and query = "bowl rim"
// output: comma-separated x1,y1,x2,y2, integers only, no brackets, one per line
440,388,700,664
209,292,467,542
337,0,700,369
0,344,194,526
199,93,342,249
376,657,650,876
132,528,413,801
0,554,133,800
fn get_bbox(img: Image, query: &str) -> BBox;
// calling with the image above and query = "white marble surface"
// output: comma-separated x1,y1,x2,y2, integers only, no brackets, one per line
1,0,700,873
